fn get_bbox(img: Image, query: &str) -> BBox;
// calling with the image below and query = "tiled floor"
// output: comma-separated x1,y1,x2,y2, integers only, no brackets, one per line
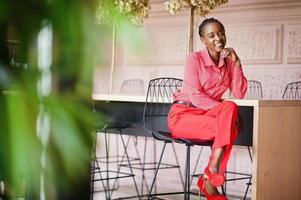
92,180,250,200
93,134,252,200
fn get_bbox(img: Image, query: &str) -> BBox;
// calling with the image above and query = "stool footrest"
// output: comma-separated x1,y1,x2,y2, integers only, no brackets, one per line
95,155,140,164
119,162,180,170
92,170,135,181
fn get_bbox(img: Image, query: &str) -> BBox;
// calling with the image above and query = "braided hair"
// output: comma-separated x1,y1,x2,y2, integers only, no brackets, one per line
198,18,225,37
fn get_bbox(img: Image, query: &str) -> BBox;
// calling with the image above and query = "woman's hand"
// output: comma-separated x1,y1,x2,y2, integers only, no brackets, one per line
221,48,241,67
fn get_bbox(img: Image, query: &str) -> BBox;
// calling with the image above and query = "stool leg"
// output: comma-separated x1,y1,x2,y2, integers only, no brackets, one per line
243,146,253,200
171,142,185,190
248,146,252,162
131,136,150,196
104,129,111,199
223,170,227,195
115,134,120,190
243,177,252,200
106,134,122,193
119,131,141,199
103,129,123,198
147,142,167,200
190,146,203,187
109,134,132,198
92,131,109,199
221,184,226,195
90,132,96,200
94,154,109,199
142,137,148,195
184,145,191,200
153,138,157,194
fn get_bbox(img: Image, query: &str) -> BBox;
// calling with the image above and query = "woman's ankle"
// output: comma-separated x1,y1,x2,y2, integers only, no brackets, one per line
208,162,219,174
204,178,219,195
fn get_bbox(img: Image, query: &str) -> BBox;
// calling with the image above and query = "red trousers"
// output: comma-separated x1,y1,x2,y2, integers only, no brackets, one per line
167,101,238,175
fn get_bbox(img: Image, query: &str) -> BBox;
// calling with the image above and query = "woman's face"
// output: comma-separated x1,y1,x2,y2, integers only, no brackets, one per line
201,22,226,54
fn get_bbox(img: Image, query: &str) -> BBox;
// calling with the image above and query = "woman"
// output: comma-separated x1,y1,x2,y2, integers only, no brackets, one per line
167,18,247,200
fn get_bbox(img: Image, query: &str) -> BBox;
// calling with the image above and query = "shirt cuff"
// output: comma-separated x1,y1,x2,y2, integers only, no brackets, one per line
233,65,243,77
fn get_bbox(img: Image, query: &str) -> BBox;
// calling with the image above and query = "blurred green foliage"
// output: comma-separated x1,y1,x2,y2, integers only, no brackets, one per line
0,0,150,199
0,0,106,199
96,0,150,26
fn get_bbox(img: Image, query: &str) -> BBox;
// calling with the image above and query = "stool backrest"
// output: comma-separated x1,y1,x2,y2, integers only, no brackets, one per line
143,77,183,141
245,80,263,99
282,81,301,99
120,79,144,95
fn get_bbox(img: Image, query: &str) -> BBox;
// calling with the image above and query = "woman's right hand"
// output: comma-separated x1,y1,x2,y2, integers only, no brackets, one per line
221,48,241,67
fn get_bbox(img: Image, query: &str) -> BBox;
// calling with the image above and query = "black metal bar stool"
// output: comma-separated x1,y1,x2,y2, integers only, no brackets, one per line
282,81,301,99
143,77,214,200
90,102,141,199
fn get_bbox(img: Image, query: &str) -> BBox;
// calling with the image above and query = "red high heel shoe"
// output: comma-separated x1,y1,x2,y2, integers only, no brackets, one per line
204,166,225,187
197,176,227,200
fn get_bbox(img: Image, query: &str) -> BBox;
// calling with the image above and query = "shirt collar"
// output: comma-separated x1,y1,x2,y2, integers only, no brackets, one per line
201,48,226,68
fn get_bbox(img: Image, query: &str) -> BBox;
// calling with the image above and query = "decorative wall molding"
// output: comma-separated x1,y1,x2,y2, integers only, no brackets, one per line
124,24,284,66
226,25,282,64
286,24,301,63
150,0,301,22
124,25,190,66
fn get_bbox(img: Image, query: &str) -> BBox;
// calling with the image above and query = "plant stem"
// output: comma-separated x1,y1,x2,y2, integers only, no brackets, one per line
109,23,116,94
187,6,195,54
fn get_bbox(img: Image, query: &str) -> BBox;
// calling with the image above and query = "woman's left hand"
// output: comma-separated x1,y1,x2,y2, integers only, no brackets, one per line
221,48,241,67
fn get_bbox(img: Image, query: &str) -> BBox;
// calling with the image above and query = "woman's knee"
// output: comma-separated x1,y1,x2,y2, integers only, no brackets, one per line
221,101,238,111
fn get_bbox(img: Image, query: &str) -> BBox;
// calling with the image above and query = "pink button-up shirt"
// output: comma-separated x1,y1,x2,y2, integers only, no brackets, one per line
174,48,247,110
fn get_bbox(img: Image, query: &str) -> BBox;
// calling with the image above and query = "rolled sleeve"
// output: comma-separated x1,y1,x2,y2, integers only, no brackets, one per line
230,64,247,99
